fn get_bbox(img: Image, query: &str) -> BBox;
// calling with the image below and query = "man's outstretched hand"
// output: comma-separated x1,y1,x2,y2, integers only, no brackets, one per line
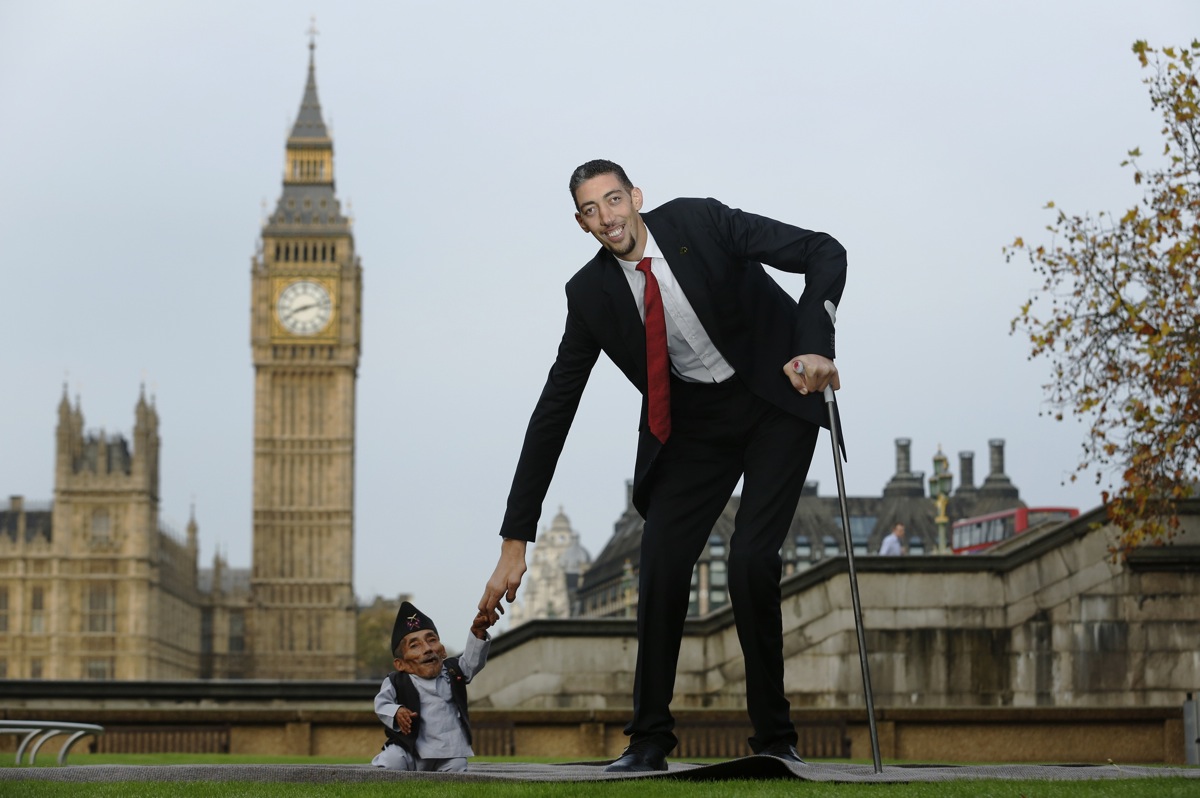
478,538,528,625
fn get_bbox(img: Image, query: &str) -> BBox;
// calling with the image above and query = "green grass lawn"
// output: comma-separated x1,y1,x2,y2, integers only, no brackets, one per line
1,754,1195,797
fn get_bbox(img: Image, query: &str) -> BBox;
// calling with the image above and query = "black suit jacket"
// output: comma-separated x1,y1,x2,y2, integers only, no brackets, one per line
499,197,846,541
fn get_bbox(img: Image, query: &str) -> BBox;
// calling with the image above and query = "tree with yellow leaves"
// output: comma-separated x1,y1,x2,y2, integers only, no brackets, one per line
1007,40,1199,555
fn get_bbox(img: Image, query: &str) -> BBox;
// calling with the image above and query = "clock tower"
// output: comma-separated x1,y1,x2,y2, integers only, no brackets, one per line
248,37,362,679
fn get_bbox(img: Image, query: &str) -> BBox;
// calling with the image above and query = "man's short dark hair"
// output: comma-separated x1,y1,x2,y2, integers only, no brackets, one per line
569,159,633,206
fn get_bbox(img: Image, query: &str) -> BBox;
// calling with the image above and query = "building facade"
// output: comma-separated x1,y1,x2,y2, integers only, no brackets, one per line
1,39,361,681
507,508,592,628
575,438,1031,619
0,389,204,680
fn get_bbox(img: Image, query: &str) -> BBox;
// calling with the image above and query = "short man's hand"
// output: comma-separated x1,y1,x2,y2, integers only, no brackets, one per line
470,611,492,640
394,706,418,735
782,354,840,396
478,538,528,625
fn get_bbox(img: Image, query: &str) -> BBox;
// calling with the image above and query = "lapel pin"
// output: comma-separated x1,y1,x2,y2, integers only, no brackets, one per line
679,246,688,254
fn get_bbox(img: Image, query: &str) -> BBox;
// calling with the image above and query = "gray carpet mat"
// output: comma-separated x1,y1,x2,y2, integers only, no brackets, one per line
2,759,1197,783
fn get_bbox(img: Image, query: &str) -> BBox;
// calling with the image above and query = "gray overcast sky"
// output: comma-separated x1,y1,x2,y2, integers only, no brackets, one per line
1,1,1194,635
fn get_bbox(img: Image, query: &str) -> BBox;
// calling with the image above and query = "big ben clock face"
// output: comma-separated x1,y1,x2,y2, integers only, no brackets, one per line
277,280,333,335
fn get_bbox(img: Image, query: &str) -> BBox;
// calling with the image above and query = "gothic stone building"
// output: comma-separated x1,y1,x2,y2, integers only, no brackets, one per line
0,389,220,680
0,39,360,680
575,438,1031,620
247,36,362,680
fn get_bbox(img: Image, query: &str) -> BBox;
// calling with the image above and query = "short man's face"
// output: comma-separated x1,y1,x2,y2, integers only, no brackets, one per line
394,629,447,679
894,524,905,538
574,173,646,260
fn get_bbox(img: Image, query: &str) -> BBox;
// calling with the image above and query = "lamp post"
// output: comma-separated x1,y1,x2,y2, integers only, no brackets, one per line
929,445,953,553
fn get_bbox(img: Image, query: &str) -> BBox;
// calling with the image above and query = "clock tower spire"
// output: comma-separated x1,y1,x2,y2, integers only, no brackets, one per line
249,32,362,680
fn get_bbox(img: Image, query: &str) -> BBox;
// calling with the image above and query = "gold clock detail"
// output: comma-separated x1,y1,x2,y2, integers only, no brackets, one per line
277,280,333,335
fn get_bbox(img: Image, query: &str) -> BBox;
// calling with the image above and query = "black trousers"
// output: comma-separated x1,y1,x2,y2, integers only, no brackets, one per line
627,376,819,754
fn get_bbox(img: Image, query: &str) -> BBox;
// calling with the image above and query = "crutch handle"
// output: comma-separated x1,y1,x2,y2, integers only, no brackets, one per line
791,358,838,404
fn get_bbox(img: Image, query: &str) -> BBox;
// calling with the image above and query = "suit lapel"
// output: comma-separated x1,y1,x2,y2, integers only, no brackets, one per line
642,210,726,355
601,253,647,382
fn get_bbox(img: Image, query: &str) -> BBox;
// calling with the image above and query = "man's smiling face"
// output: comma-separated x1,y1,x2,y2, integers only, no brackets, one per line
574,172,647,261
394,629,447,679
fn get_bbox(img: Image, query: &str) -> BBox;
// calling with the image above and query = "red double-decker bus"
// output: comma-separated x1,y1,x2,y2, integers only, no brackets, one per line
950,506,1079,555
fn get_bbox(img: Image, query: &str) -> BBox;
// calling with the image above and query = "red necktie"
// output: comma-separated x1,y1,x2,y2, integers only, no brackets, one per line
636,258,671,444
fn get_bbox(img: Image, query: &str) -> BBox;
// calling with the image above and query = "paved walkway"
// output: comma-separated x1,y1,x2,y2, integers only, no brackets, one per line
3,758,1198,783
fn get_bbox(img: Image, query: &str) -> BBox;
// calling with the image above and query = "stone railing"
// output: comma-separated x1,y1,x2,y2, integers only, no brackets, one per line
0,693,1187,764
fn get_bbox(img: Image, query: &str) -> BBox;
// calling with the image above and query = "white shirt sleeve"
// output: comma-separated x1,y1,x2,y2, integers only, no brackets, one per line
457,631,491,682
374,676,401,730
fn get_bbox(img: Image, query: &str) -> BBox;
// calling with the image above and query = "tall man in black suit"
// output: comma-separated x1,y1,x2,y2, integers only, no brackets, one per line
479,159,846,772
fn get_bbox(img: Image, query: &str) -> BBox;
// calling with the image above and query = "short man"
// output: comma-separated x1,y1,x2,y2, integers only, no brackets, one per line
371,601,491,772
479,159,846,772
880,523,906,556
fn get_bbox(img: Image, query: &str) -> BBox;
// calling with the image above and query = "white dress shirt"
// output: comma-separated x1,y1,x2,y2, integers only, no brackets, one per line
616,230,735,383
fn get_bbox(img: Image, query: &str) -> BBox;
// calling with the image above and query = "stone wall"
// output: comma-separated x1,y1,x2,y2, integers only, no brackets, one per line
471,503,1200,712
0,703,1186,764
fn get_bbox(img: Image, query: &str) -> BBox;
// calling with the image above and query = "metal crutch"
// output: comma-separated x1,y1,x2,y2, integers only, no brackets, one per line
796,300,882,772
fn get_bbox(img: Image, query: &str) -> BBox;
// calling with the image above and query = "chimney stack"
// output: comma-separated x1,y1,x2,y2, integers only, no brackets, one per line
883,437,925,498
957,451,976,495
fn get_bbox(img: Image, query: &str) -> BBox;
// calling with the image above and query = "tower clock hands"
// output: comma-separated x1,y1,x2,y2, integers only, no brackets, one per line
285,301,318,320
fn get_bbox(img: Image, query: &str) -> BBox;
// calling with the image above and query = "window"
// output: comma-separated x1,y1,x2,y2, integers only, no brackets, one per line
29,586,45,635
0,587,7,633
201,609,213,654
832,515,877,549
84,659,112,680
708,560,729,609
709,559,727,588
30,658,43,679
91,509,110,541
229,611,245,653
85,584,115,633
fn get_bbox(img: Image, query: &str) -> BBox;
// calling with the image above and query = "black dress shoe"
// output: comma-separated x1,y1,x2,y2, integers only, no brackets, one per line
759,742,807,765
604,741,669,773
